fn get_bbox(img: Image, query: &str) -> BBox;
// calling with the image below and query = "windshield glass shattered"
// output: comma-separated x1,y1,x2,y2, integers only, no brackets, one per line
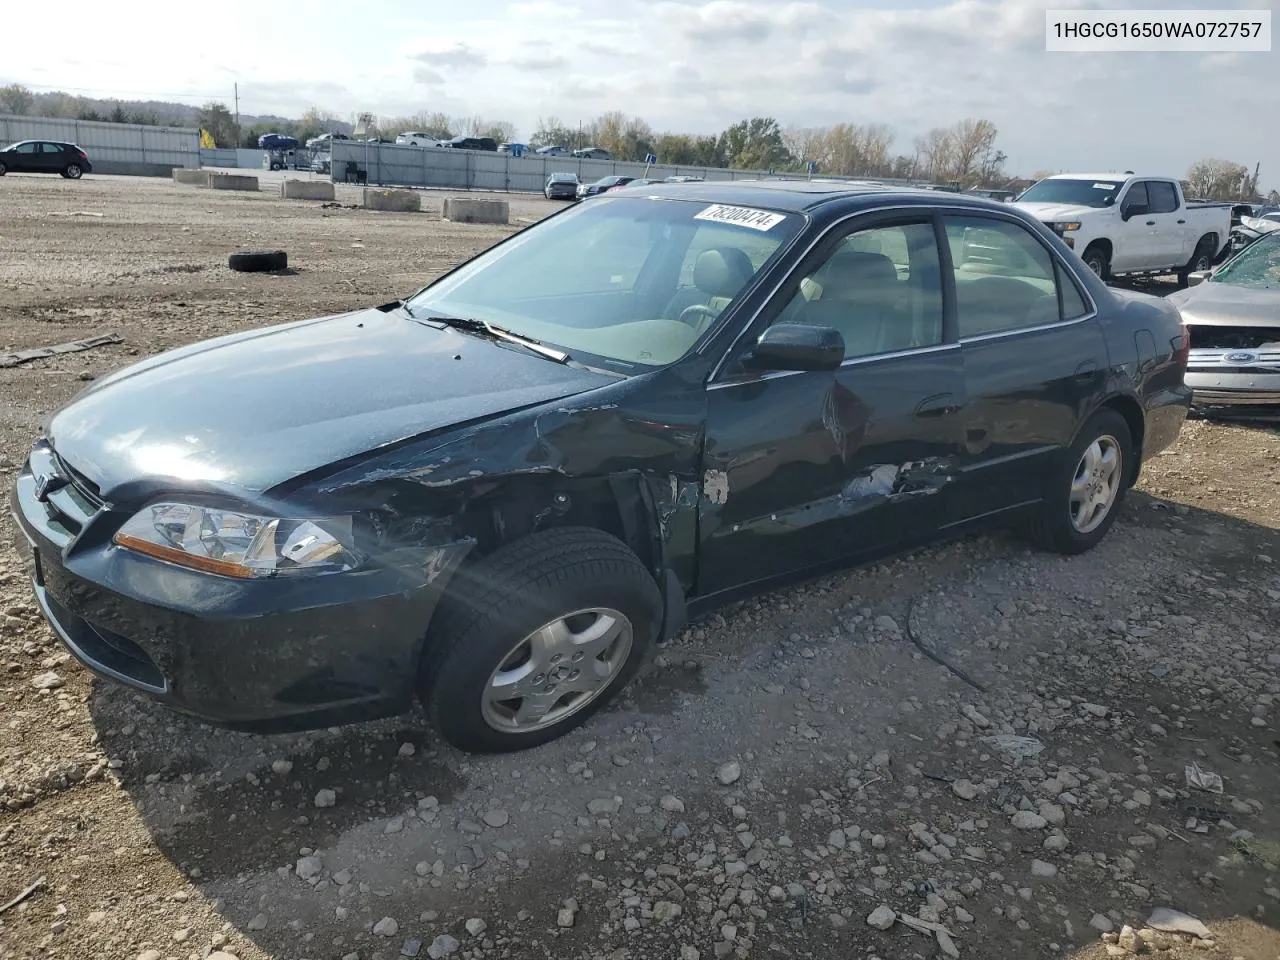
1017,178,1123,208
1212,234,1280,290
406,196,802,369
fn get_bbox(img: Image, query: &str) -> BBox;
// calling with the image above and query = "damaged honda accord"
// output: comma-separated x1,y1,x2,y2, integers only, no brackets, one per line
11,181,1191,752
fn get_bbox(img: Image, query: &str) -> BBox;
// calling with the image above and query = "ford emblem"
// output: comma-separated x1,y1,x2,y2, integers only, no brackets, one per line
1224,351,1257,364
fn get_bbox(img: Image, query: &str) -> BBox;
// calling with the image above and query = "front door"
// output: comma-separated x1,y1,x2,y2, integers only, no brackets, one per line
939,213,1109,523
1113,180,1154,272
8,141,39,172
698,214,966,598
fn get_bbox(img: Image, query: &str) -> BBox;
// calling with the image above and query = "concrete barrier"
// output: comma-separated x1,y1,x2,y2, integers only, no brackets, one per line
442,197,510,225
92,161,181,178
207,173,260,192
281,180,336,201
172,169,212,186
362,188,421,212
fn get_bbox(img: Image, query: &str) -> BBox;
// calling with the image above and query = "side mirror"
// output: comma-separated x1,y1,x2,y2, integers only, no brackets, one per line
744,324,844,372
1187,269,1212,286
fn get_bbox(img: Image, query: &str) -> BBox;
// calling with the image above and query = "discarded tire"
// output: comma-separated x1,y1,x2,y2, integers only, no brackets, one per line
228,250,287,273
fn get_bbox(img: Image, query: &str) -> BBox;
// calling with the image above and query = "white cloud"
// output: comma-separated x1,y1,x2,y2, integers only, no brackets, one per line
1,0,1277,181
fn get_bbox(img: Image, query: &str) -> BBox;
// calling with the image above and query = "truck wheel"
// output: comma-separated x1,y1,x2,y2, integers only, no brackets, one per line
228,250,288,272
421,527,662,753
1028,408,1132,555
1081,244,1110,281
1177,238,1216,288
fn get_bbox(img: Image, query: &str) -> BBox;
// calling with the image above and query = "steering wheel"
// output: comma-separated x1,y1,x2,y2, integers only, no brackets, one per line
678,303,720,327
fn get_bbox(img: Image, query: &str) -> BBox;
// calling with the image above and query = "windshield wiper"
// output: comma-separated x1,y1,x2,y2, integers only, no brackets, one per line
420,313,570,363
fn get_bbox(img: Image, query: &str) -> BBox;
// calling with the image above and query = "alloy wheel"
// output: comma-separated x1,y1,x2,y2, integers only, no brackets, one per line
1069,434,1122,534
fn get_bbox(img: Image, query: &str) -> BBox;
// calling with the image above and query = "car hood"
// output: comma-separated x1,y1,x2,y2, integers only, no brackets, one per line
1012,202,1101,221
46,307,615,499
1166,282,1280,326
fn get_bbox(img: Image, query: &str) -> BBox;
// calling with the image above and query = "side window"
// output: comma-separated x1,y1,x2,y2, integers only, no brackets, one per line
1057,263,1090,320
1147,181,1179,214
14,142,37,154
943,216,1062,337
40,143,64,154
769,220,943,360
1125,181,1150,212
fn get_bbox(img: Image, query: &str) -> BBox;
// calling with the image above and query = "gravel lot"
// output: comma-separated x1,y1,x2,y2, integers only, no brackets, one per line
1,173,1278,960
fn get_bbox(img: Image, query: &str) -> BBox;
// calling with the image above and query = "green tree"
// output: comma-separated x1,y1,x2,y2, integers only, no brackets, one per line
0,83,34,115
197,101,238,147
719,117,791,170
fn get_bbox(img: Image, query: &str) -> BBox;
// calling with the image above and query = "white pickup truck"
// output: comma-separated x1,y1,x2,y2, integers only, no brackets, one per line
1013,173,1231,286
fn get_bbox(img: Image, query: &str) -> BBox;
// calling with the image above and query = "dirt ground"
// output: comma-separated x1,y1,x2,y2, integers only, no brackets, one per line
0,173,1277,960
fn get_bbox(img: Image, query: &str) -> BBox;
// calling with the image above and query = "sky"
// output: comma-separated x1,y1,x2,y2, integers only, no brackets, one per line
4,0,1277,179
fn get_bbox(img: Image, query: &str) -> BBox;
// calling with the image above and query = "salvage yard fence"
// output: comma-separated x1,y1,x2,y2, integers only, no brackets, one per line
0,114,199,176
326,140,921,194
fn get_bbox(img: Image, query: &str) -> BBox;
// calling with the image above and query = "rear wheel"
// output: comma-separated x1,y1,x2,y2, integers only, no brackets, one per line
421,527,662,753
1029,409,1132,555
0,160,7,176
1177,237,1216,287
63,163,83,179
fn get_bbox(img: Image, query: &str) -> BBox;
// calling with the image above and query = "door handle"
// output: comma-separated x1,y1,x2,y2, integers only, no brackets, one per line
1145,220,1156,226
915,392,959,417
1176,219,1186,224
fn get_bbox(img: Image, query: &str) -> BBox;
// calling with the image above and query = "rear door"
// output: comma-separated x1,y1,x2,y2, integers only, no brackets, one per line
1145,180,1185,267
941,213,1108,525
37,142,66,172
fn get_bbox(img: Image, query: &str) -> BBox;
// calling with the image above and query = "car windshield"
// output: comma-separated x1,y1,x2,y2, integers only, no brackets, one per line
1017,178,1124,208
406,196,803,370
1211,234,1280,290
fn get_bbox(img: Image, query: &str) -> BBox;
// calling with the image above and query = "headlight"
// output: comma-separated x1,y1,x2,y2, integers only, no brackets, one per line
1048,221,1082,234
113,502,358,579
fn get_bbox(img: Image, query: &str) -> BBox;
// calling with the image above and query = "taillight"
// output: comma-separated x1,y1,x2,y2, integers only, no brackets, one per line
1172,324,1190,367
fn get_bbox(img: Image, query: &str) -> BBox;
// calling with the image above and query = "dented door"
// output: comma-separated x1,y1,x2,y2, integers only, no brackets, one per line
697,347,965,597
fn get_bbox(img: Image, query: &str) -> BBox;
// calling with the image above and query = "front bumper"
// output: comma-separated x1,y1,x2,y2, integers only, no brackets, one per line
10,443,467,732
1186,368,1280,407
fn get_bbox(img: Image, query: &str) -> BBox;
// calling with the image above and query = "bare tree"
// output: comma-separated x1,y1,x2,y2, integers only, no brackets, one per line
0,83,34,116
913,128,954,182
1186,158,1253,200
949,118,998,183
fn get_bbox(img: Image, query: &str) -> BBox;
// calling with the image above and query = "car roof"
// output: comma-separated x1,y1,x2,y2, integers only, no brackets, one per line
626,178,1024,214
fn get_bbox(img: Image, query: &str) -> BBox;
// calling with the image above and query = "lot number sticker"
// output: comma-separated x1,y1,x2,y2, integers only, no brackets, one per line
694,204,786,232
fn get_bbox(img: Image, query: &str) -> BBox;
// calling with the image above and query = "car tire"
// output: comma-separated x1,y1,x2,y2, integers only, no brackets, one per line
1029,408,1133,555
227,250,288,273
1176,237,1216,288
63,164,83,179
421,527,662,753
0,160,6,176
1081,243,1110,281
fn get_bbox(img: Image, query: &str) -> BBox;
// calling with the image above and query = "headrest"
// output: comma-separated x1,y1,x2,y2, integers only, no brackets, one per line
693,247,755,298
818,251,898,301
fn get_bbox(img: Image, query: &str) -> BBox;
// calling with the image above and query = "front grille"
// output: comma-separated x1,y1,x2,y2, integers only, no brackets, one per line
1188,325,1280,351
26,443,103,545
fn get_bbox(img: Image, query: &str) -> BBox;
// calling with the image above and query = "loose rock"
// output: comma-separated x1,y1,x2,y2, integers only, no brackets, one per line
717,761,742,785
867,904,897,930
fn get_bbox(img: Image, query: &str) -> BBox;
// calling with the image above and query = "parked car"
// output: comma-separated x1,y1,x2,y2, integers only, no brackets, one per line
305,133,350,149
257,133,298,151
663,175,704,183
396,132,444,148
499,143,528,156
965,187,1016,202
1166,231,1280,411
572,147,612,160
606,178,662,192
536,145,569,157
544,172,581,200
578,175,633,198
445,136,498,152
1012,173,1231,286
12,182,1190,753
0,140,92,179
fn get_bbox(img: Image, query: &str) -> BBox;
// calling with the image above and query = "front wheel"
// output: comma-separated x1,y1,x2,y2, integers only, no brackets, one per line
1177,239,1216,287
1029,408,1132,555
421,527,662,753
63,163,82,179
1081,243,1110,281
0,160,7,176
